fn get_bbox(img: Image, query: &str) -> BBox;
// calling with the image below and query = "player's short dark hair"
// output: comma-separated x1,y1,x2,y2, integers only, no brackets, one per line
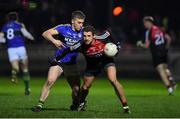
143,16,154,23
7,12,18,21
71,10,86,20
83,25,96,35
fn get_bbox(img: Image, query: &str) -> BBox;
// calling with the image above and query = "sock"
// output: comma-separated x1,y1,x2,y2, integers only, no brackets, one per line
79,88,89,103
166,70,176,86
168,87,173,94
72,88,80,106
23,72,30,91
11,69,18,79
72,96,79,106
37,100,44,108
168,76,176,86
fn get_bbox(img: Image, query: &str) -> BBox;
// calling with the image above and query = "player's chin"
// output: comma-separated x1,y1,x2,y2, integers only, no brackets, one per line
75,27,81,31
84,41,90,45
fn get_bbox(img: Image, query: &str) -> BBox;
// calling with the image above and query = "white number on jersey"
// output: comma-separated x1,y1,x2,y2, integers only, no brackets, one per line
155,33,164,45
7,28,14,40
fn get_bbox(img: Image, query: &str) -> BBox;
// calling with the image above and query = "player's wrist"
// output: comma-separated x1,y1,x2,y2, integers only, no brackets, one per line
51,39,58,44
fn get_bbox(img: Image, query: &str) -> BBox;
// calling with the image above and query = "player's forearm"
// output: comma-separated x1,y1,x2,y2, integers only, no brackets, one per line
0,32,6,43
141,43,148,48
42,31,57,44
164,34,172,48
70,40,83,51
21,28,34,40
137,41,148,48
95,30,110,39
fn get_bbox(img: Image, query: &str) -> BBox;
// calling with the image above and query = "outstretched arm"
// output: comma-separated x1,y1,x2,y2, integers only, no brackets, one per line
20,24,34,40
164,33,172,48
51,40,83,64
21,28,34,40
42,28,65,49
96,28,121,50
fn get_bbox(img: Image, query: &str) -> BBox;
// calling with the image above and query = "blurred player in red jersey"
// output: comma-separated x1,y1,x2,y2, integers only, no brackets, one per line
54,26,130,113
137,16,177,95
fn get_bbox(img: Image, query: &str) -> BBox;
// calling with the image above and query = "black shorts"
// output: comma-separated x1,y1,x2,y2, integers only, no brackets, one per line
49,59,80,77
84,57,115,77
151,49,168,67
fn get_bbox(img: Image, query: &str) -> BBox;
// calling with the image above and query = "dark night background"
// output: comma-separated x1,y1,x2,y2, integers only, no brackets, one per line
0,0,180,46
0,0,180,78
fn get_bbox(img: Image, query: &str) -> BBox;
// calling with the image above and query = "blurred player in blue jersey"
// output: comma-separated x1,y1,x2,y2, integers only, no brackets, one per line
32,10,85,112
0,12,34,95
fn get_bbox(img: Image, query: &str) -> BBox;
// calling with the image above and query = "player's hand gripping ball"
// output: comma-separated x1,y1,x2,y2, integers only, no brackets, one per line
104,42,118,57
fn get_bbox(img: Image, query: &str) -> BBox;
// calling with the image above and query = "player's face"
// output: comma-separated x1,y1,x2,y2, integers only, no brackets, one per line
83,31,94,45
143,21,152,29
72,18,84,31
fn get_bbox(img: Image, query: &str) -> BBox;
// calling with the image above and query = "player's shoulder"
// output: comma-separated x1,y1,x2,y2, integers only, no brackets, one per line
1,21,12,30
55,24,71,29
151,25,162,34
15,21,24,27
152,25,161,31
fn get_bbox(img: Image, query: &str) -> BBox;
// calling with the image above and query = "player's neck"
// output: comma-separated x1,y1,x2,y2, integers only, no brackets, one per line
90,39,95,45
72,26,75,31
72,25,79,32
149,25,154,30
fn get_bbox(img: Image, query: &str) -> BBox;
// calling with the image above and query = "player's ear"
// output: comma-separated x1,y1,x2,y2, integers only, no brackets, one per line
71,19,74,24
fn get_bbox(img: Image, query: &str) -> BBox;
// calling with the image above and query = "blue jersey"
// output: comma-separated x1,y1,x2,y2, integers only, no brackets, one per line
54,24,83,64
1,20,25,48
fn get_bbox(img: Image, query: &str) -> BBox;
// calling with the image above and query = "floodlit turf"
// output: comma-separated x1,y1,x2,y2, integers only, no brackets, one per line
0,77,180,118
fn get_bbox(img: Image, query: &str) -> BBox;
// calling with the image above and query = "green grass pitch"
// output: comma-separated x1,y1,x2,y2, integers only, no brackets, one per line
0,77,179,118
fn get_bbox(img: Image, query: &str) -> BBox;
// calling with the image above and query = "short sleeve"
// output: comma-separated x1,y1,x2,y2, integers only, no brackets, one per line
54,24,67,34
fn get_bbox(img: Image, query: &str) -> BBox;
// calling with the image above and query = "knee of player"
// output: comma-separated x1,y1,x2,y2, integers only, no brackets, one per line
83,84,92,90
72,86,80,92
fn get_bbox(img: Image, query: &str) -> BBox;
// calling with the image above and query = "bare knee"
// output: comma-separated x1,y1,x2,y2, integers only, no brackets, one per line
72,86,80,92
83,83,92,90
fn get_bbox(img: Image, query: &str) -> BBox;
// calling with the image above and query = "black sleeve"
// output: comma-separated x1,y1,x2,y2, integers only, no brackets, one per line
69,40,84,51
95,30,110,40
55,40,83,61
105,28,119,43
96,28,121,50
55,48,71,61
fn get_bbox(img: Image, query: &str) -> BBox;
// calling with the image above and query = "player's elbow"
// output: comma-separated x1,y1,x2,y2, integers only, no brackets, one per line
42,31,48,38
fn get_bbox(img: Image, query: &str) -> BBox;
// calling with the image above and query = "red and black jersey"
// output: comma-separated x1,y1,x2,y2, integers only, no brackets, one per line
146,25,167,51
145,25,168,67
81,39,113,70
82,39,105,58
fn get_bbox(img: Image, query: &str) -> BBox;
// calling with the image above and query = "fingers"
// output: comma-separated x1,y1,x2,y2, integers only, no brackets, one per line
57,43,65,49
60,43,66,48
136,41,142,47
54,40,66,49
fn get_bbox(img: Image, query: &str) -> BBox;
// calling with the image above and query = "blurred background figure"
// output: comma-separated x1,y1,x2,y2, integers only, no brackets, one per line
136,16,177,95
0,12,34,95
